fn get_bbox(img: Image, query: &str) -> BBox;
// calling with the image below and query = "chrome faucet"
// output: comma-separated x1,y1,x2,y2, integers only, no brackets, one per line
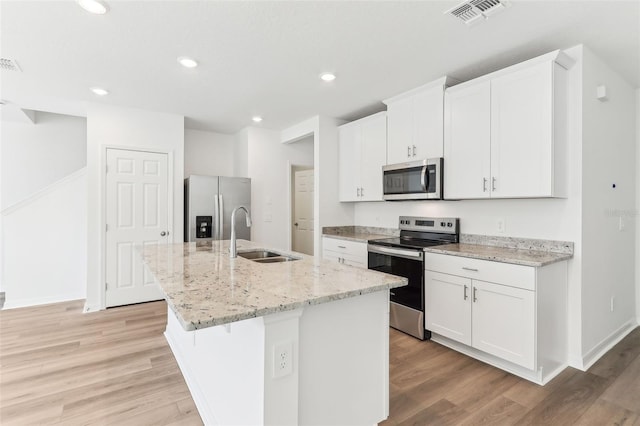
230,206,252,258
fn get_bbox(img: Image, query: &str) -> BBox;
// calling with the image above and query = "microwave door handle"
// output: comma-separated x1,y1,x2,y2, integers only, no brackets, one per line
421,166,428,192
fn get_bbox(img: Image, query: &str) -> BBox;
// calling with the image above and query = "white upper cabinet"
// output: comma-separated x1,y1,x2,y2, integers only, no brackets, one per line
338,112,387,202
384,76,452,165
444,50,572,200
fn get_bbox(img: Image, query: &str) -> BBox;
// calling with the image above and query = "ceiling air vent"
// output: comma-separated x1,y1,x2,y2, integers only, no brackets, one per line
445,0,510,26
0,58,21,72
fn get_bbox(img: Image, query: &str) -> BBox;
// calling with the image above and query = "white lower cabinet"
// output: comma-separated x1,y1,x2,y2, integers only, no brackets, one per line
425,252,567,384
322,237,367,269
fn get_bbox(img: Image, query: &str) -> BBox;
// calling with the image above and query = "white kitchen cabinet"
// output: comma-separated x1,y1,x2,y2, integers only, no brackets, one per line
384,76,452,164
338,112,387,202
424,252,567,384
322,237,367,269
444,50,571,199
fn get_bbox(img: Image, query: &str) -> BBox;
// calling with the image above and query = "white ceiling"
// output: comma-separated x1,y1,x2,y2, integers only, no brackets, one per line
1,1,638,134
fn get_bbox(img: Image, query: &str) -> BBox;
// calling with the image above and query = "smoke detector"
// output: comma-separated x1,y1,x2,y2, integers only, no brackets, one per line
0,58,21,72
445,0,510,26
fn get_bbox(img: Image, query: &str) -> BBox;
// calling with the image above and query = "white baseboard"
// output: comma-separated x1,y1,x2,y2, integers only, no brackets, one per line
582,319,639,371
83,302,104,313
3,295,85,310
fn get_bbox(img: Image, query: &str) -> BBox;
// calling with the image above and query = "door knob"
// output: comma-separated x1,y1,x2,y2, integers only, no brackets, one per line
160,231,167,236
294,223,299,227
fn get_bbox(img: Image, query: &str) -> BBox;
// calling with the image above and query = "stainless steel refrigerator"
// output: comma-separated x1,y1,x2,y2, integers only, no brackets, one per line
184,175,251,242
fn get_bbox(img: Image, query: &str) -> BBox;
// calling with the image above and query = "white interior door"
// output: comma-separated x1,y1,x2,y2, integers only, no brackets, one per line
293,169,314,256
105,148,169,307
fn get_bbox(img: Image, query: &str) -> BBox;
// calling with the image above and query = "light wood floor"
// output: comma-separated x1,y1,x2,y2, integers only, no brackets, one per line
1,300,638,425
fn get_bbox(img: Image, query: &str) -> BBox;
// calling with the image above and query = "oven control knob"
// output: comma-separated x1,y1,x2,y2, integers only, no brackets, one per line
440,222,446,227
447,222,453,227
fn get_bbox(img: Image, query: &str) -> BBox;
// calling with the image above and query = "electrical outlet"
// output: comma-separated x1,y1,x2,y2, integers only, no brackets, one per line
497,218,506,234
273,341,293,378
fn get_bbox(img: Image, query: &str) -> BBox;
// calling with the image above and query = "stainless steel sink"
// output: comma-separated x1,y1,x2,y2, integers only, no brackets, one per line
253,256,299,263
237,249,300,263
237,250,281,260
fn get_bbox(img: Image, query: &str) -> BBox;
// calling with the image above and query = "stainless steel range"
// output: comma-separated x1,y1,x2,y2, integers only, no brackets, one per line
367,216,459,340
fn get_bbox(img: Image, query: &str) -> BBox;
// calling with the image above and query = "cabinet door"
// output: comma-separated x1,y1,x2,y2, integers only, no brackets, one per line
386,96,413,164
490,61,554,198
443,81,491,199
359,114,387,201
414,85,445,159
471,280,535,369
338,124,360,202
425,270,472,345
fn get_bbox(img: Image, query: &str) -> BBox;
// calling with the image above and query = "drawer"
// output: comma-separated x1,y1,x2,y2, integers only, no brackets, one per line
322,237,367,257
323,248,367,268
424,252,535,291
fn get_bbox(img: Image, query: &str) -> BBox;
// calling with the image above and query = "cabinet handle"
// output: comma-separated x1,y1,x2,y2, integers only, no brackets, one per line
483,178,488,192
338,245,346,249
407,146,411,157
462,267,478,272
473,287,478,303
357,187,361,197
463,285,468,301
492,177,497,192
413,145,417,157
360,187,364,196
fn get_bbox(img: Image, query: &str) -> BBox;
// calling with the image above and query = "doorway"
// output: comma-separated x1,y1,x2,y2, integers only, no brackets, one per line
291,166,314,256
104,148,170,307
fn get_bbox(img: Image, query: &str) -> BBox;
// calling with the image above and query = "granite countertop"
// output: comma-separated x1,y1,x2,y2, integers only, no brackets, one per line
141,240,407,331
423,243,573,267
322,226,398,243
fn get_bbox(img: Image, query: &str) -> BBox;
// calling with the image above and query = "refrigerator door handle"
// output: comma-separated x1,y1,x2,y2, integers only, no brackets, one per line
213,195,220,240
219,194,224,240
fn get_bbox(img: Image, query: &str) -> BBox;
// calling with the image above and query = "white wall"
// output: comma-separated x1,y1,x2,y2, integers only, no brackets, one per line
246,127,313,251
234,128,249,178
184,128,235,178
85,104,184,312
2,170,87,308
635,89,640,325
1,111,86,210
580,47,637,363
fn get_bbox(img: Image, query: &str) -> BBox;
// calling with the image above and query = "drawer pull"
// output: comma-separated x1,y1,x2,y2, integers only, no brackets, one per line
473,287,478,303
462,267,479,272
338,245,346,249
463,285,468,300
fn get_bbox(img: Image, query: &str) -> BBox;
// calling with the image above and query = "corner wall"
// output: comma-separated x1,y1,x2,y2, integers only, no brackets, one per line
246,127,313,251
580,47,637,365
85,104,184,312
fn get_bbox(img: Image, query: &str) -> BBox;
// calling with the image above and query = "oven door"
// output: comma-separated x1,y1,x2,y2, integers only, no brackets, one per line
367,244,427,339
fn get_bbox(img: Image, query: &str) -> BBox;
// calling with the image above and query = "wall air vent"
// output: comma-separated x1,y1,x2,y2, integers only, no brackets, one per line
445,0,510,26
0,58,21,72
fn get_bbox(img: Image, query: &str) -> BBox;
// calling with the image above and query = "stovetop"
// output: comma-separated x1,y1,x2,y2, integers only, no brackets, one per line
367,216,460,250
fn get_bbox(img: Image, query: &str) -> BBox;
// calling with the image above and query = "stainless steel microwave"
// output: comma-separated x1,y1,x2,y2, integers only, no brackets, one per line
382,158,443,200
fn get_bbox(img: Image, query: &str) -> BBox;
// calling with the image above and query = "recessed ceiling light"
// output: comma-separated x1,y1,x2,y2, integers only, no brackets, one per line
177,57,198,68
252,116,263,123
90,87,109,96
320,72,336,82
77,0,109,15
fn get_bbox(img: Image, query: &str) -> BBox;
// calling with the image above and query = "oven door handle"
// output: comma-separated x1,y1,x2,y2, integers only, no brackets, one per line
367,244,424,260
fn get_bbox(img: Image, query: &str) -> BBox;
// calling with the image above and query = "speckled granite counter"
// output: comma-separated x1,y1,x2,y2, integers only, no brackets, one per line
322,226,398,243
424,243,573,267
142,240,406,331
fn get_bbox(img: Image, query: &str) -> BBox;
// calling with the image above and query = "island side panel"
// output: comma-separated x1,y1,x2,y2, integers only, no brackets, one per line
298,290,390,425
165,309,266,425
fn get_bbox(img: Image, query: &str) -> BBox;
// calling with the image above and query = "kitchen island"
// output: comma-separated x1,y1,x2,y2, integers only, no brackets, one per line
142,240,406,426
